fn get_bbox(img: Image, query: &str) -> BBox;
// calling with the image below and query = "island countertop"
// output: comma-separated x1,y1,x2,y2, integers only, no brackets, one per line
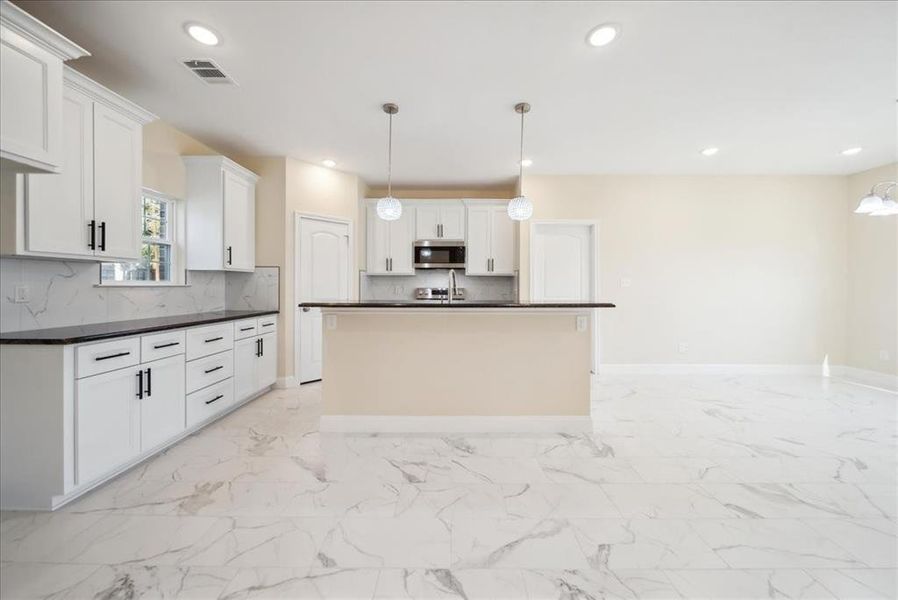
0,310,279,345
299,302,615,309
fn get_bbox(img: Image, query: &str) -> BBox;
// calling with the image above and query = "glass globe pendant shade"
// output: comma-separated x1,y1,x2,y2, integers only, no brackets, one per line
376,196,402,221
507,195,534,221
854,193,883,214
870,197,898,216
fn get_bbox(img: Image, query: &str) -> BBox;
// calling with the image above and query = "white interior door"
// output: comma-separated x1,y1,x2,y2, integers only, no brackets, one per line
298,216,350,383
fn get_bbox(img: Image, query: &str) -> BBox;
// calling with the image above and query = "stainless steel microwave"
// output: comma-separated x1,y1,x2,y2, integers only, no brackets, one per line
413,240,466,269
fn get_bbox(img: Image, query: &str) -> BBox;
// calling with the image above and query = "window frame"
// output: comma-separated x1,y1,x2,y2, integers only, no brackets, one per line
99,188,187,287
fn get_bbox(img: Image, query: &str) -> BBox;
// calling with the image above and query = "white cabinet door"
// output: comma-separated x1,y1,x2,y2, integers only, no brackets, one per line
0,25,62,172
389,207,416,275
93,102,141,261
139,354,185,451
258,333,277,390
223,170,255,271
440,203,466,240
415,205,440,240
465,205,492,275
24,86,93,256
489,206,516,275
75,366,141,484
233,336,259,401
366,203,391,274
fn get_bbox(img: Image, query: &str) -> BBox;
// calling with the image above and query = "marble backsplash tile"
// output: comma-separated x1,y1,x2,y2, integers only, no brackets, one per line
225,266,279,311
360,271,518,302
0,258,226,333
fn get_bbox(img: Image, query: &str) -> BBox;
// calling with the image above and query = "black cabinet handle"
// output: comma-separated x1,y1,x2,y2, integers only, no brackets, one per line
260,337,264,357
261,322,274,328
88,220,96,250
145,367,152,397
98,221,106,251
205,394,224,405
153,341,180,349
96,351,130,361
227,246,232,265
204,365,224,374
239,326,254,332
204,336,224,343
136,370,143,399
255,338,261,357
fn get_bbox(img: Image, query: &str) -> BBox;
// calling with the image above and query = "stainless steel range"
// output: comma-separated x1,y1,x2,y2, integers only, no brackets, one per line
414,287,467,303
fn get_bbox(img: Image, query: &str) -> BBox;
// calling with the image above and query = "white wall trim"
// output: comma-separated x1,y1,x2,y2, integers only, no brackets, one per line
830,366,898,393
319,415,592,434
598,363,825,375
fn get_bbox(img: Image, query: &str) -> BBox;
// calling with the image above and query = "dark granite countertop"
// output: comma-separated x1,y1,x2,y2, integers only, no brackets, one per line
0,310,279,345
298,302,615,309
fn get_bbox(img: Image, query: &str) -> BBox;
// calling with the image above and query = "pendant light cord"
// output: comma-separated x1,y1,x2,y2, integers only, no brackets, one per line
387,112,393,198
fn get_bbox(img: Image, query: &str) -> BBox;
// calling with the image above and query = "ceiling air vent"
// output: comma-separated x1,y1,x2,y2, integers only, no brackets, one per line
182,59,236,85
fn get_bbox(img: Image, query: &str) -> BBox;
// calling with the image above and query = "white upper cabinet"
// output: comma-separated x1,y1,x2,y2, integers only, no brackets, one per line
366,200,415,275
184,156,259,272
1,68,156,261
465,202,517,276
414,201,465,240
0,1,88,173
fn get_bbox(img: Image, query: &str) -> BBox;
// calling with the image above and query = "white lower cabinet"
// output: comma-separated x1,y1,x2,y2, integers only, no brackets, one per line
75,365,141,485
139,354,185,452
0,313,279,510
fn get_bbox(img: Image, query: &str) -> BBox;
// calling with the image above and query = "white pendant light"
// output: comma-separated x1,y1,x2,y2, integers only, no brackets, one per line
376,103,402,221
855,182,896,216
508,102,534,221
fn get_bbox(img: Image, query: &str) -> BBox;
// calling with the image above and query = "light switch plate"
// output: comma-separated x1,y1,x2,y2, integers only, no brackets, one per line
325,315,337,330
14,285,29,303
576,315,588,332
678,342,689,354
620,277,632,288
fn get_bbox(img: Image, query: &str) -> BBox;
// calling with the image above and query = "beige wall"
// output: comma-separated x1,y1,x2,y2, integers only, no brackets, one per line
366,187,515,199
142,121,220,198
520,175,849,367
846,163,898,376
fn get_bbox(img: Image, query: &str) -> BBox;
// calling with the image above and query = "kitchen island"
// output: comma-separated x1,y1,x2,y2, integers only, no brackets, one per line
299,302,615,432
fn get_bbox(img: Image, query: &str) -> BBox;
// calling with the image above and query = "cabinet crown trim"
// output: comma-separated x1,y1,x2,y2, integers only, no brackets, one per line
63,67,157,125
1,1,89,60
182,155,259,183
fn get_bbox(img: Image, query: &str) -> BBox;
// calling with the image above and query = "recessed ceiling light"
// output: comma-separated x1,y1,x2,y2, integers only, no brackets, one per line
700,147,719,156
841,147,862,156
185,23,219,46
586,23,620,47
520,158,533,167
321,159,337,168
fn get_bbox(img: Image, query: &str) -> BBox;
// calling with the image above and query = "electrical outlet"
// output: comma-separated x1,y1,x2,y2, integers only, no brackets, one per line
576,315,588,332
678,342,689,354
325,315,337,330
393,285,404,295
880,350,890,361
620,277,632,288
14,285,30,303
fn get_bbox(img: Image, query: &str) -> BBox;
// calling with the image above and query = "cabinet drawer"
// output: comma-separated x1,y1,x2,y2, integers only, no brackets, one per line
234,318,258,340
186,379,234,428
186,323,234,361
76,337,141,379
140,330,185,362
186,350,233,394
257,315,277,332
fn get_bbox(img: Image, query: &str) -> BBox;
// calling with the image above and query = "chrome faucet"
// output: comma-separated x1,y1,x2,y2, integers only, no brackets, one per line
447,269,458,305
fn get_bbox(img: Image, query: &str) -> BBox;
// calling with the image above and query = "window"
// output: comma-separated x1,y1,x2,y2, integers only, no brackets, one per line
101,189,185,285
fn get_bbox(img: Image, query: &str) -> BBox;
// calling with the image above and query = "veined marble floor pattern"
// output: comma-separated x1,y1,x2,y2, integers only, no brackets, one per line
1,374,896,599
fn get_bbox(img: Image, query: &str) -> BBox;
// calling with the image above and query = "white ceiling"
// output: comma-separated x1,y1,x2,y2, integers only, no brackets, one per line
18,0,897,186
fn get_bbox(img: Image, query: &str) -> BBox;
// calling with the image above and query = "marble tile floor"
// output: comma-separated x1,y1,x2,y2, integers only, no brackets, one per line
1,374,896,599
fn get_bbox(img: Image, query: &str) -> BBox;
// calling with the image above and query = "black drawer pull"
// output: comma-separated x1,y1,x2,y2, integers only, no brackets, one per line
205,394,224,405
153,341,180,349
204,336,224,343
96,351,130,361
204,365,224,374
261,322,274,327
239,327,254,331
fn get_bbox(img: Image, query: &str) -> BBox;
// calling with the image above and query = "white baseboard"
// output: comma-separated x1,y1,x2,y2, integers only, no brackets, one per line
319,415,592,434
598,364,823,376
275,376,298,389
830,366,898,393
